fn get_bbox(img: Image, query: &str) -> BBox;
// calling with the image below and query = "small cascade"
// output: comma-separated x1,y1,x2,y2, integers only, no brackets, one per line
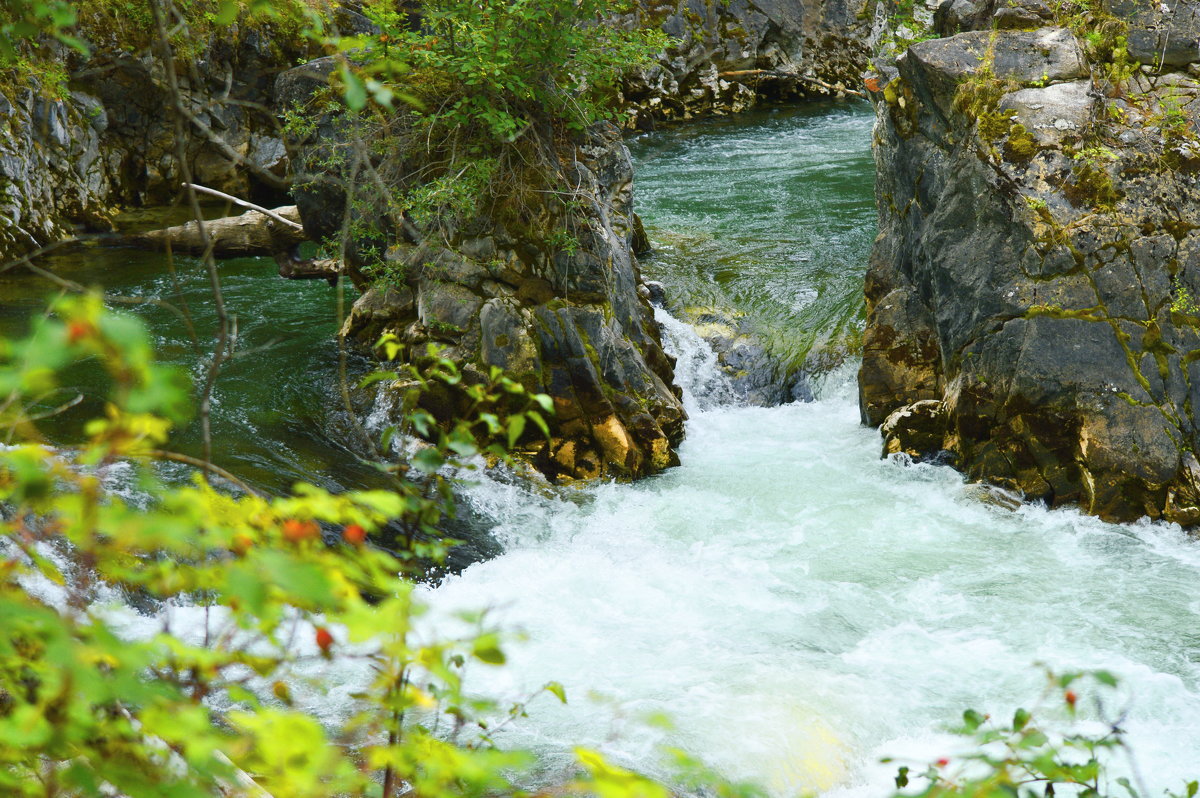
654,307,738,414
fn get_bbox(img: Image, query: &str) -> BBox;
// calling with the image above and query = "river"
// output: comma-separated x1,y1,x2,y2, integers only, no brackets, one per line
5,102,1200,794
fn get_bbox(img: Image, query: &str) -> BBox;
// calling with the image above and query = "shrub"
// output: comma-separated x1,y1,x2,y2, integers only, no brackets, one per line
0,294,576,797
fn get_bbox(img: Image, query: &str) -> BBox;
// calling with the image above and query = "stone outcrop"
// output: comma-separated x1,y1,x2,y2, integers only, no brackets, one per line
279,62,686,482
0,33,311,264
861,0,1200,522
620,0,875,127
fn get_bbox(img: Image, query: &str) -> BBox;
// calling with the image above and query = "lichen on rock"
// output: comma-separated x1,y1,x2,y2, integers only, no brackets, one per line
860,0,1200,523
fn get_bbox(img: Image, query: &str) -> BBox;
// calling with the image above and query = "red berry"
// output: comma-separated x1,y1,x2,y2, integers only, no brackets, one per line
342,524,367,545
1065,690,1078,708
315,626,334,653
282,519,319,543
936,758,950,768
66,320,92,343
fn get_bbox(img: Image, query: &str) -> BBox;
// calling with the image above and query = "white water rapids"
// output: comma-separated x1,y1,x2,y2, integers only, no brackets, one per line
23,103,1199,795
414,312,1200,795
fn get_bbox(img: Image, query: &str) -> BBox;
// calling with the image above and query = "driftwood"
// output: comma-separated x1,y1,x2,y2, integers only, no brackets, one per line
182,184,303,230
716,69,868,100
273,250,342,286
127,205,308,257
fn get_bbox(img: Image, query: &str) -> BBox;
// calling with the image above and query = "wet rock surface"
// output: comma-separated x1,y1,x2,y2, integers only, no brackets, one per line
671,304,812,405
861,1,1200,522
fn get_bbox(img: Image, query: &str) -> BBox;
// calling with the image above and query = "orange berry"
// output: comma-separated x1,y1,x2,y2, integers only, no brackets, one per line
66,320,92,343
282,519,319,543
1065,690,1078,708
231,532,254,555
315,626,334,654
342,524,367,545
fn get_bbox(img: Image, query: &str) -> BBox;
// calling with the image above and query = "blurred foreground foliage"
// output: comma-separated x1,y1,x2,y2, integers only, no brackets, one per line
0,294,734,797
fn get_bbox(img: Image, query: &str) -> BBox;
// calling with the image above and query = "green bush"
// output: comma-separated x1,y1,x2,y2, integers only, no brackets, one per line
0,294,581,797
889,670,1197,798
347,0,667,141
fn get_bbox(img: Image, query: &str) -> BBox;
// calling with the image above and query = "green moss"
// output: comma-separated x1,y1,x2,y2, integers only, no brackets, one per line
1063,162,1120,209
1023,303,1106,321
1002,123,1038,162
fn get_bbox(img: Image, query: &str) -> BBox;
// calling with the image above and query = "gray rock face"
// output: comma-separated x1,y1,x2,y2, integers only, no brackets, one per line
998,80,1095,147
1109,0,1200,68
0,34,317,264
621,0,873,126
281,57,687,480
861,6,1200,523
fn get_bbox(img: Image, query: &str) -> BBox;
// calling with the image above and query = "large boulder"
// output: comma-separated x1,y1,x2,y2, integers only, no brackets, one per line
861,5,1200,523
281,62,685,481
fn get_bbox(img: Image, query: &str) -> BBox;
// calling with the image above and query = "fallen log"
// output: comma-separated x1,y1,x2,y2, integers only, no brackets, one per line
126,206,308,257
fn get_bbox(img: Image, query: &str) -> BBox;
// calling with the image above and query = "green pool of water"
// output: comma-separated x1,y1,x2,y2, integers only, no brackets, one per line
628,101,877,375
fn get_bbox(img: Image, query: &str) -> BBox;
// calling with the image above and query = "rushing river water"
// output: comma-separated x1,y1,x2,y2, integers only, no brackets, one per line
6,102,1200,793
414,104,1200,793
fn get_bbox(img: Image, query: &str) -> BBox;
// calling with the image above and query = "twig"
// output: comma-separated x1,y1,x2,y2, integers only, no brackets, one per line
182,183,305,230
150,0,230,478
141,449,268,499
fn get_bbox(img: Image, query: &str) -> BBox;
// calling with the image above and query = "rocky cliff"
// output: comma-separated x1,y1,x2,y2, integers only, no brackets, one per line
860,0,1200,522
278,61,686,482
0,32,306,263
621,0,875,126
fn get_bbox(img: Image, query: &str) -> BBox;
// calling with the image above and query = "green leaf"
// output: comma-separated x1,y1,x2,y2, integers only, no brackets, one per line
526,409,550,438
544,681,567,704
894,766,909,788
1013,707,1031,731
214,0,240,25
413,446,445,473
962,708,986,732
358,370,399,388
473,633,506,665
1116,777,1139,798
506,414,525,449
340,63,367,110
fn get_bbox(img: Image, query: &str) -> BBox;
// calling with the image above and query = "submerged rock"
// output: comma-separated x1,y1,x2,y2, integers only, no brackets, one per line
861,1,1200,523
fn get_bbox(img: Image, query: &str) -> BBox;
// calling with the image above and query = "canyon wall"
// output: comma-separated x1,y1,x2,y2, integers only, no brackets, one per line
861,0,1200,522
